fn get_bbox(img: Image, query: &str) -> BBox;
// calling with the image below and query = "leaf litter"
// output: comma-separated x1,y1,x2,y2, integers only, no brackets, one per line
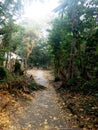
0,69,89,130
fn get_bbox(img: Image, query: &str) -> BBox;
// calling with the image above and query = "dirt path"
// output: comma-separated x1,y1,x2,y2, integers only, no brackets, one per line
8,69,80,130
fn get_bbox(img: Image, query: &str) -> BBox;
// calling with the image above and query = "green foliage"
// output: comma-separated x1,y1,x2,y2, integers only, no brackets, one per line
0,0,23,66
28,38,51,67
10,21,41,68
0,66,8,81
80,79,98,94
66,77,78,87
48,0,98,94
0,48,6,63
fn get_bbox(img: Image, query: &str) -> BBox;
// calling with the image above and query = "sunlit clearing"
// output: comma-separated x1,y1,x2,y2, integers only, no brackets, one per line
23,0,59,21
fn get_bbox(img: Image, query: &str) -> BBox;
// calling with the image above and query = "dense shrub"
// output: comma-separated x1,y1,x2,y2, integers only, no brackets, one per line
66,77,98,94
80,79,98,94
0,66,8,81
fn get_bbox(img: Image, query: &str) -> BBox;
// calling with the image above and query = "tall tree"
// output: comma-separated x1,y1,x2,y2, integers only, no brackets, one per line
48,0,98,89
11,20,40,68
0,0,22,66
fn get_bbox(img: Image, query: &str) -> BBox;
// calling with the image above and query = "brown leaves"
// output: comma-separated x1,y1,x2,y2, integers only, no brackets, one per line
0,79,36,129
0,91,10,111
0,112,10,128
0,91,12,129
56,89,98,129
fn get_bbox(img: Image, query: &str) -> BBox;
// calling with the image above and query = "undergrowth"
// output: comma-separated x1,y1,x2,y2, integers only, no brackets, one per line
0,68,46,97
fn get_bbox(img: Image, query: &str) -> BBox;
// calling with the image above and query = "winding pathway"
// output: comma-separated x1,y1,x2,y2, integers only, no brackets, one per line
9,69,80,130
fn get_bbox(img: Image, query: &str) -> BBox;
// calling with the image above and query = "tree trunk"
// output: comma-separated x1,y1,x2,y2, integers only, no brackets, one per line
68,39,76,79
